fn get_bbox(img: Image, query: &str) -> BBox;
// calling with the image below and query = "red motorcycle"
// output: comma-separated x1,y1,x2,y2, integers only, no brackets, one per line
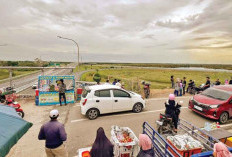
7,99,25,118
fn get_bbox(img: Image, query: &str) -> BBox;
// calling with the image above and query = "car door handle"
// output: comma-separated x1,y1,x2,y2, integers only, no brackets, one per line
115,100,118,102
96,100,100,102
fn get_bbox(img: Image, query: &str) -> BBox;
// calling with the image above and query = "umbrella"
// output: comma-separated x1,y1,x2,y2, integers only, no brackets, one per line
0,104,33,157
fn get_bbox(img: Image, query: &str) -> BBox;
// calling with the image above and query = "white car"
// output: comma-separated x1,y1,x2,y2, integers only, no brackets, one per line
80,85,146,120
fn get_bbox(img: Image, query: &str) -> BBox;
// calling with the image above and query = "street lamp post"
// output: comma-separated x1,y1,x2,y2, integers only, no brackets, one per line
57,36,80,72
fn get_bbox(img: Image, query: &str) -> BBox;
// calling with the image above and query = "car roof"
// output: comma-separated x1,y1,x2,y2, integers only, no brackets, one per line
87,84,121,90
212,85,232,93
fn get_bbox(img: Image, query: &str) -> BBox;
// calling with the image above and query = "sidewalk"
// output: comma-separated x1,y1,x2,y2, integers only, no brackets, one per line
6,99,71,157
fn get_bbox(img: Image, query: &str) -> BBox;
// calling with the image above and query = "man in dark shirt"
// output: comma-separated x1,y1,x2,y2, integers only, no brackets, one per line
38,109,68,157
215,79,221,85
204,77,211,90
182,77,187,95
58,79,67,106
229,77,232,85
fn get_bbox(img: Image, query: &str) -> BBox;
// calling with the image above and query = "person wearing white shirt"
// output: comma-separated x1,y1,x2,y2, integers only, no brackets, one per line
116,80,122,87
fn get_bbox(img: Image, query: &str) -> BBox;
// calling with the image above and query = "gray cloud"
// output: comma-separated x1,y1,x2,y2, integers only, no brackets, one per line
0,0,232,64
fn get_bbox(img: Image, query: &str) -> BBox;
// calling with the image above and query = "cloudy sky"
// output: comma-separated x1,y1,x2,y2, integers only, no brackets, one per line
0,0,232,64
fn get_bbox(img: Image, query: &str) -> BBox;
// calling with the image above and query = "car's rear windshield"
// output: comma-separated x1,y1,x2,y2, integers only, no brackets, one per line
202,88,231,101
82,89,91,98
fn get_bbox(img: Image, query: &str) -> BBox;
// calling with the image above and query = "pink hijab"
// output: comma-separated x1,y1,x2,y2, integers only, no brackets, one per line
139,134,152,151
214,142,232,157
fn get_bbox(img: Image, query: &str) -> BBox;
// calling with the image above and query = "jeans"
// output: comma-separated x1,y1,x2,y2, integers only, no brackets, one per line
179,89,182,96
59,93,66,105
174,90,179,96
183,86,186,95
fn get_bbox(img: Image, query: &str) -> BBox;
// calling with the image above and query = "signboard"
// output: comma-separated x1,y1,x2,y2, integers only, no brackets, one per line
39,91,74,106
38,75,75,106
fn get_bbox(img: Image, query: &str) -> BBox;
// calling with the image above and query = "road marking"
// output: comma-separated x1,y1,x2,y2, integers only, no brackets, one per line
71,119,87,123
147,96,191,101
70,107,188,123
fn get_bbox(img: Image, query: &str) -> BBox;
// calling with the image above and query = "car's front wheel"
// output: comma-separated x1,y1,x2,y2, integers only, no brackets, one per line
133,103,143,113
86,108,99,120
219,112,229,124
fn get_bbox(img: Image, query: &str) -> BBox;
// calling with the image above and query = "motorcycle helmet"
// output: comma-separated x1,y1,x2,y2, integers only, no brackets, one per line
169,94,175,100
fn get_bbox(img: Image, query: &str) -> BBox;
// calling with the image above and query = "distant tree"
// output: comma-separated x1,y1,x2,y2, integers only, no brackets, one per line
93,73,101,83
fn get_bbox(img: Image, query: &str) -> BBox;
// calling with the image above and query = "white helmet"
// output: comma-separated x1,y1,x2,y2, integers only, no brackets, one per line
49,109,59,118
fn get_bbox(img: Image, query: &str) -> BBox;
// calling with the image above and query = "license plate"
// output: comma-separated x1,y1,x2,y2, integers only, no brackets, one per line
156,121,163,126
194,105,203,111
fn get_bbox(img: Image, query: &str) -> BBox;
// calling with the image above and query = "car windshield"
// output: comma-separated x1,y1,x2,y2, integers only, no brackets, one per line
202,88,231,101
82,89,91,98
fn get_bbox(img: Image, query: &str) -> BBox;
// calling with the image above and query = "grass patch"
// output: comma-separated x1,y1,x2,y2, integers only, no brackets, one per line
0,69,37,80
81,68,232,90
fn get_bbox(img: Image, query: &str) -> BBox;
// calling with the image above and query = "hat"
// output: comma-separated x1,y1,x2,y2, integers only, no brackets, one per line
169,94,175,100
50,109,59,118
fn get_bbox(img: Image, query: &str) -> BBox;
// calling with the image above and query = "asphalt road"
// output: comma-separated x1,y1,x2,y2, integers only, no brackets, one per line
8,96,227,157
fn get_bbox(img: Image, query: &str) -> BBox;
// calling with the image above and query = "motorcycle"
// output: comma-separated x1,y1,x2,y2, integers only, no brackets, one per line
156,102,182,135
6,99,25,118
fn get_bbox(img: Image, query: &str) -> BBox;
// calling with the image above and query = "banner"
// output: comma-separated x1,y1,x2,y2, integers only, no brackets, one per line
39,91,75,106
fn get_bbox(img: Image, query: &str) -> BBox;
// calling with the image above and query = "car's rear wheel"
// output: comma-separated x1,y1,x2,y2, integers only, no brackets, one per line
86,108,99,120
219,112,229,124
133,103,143,113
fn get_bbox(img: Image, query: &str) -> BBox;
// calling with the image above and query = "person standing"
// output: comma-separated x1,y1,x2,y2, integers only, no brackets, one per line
137,134,155,157
90,127,114,157
58,79,66,106
112,79,117,85
229,77,232,85
116,80,122,87
179,80,183,96
38,110,68,157
174,79,180,96
182,77,186,95
171,75,174,89
104,80,110,85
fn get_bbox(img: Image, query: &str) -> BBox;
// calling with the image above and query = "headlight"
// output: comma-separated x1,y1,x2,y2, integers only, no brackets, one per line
210,105,219,109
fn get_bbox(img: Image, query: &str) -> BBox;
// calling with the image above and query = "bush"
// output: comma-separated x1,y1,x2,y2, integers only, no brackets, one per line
93,73,101,83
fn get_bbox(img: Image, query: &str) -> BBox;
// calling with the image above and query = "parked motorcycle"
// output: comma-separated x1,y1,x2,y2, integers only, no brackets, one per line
156,102,182,134
6,99,25,118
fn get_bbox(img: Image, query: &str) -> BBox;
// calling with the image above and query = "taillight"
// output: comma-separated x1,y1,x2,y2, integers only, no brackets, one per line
160,114,163,119
82,99,87,106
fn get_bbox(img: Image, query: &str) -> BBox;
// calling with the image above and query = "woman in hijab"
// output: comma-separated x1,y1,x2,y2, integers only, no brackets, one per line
137,134,154,157
90,127,114,157
213,142,232,157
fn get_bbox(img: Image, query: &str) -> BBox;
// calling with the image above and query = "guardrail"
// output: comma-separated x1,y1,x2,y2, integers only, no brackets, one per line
142,122,182,157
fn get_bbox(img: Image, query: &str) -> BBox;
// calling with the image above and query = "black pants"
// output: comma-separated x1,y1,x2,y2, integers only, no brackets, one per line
59,93,66,105
183,86,186,95
171,114,178,129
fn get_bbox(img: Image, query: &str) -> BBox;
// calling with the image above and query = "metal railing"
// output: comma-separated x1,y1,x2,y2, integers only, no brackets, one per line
142,122,182,157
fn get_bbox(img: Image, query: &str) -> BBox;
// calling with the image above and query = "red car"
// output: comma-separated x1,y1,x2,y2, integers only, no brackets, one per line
189,85,232,124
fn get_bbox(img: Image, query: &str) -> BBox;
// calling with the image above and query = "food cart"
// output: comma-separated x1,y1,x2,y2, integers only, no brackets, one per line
38,75,75,106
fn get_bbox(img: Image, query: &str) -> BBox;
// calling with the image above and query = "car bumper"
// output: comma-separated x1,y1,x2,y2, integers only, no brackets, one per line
81,105,87,115
188,101,219,120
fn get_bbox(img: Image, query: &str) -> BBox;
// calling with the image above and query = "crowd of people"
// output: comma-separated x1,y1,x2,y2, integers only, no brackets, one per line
171,75,232,96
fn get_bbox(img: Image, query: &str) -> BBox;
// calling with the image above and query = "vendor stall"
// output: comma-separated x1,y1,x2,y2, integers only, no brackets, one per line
38,75,75,106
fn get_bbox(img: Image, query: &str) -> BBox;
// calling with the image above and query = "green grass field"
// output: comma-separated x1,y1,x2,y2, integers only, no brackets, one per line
0,69,37,80
81,68,232,89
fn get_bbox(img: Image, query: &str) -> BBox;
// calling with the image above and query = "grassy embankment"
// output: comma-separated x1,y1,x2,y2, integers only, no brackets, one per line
0,69,37,81
81,68,232,90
